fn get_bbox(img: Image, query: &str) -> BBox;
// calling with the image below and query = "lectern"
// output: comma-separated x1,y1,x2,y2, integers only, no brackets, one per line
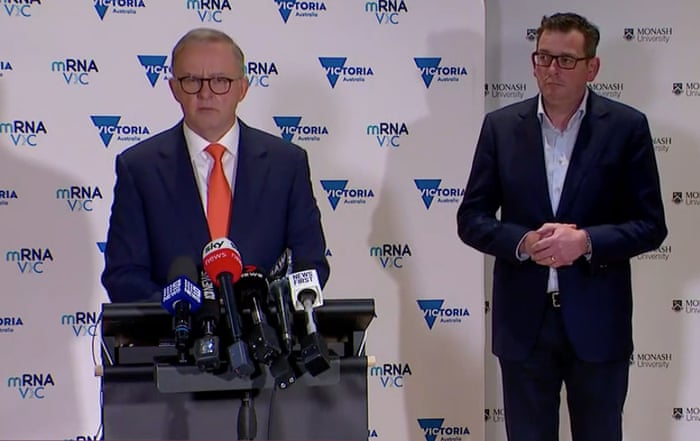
100,299,374,440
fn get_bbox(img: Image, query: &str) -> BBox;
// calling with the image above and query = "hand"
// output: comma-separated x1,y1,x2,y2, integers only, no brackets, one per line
531,223,585,268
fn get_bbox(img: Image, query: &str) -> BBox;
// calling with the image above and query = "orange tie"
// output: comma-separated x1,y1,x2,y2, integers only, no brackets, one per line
205,143,232,239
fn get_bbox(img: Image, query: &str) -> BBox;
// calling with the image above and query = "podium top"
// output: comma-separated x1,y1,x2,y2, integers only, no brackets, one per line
101,298,375,345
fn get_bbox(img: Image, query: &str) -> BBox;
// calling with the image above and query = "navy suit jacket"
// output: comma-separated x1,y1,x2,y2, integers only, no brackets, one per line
102,120,329,303
457,91,667,362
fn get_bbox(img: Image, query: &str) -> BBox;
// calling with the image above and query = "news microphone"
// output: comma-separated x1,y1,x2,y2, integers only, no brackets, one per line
238,267,297,389
192,270,221,372
288,267,331,376
269,277,294,354
202,238,255,377
237,266,282,364
161,256,203,360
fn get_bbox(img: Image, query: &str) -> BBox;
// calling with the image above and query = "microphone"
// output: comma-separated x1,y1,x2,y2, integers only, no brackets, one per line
238,266,297,389
288,266,331,376
161,256,203,361
202,238,255,377
192,270,221,372
237,266,282,364
269,277,294,354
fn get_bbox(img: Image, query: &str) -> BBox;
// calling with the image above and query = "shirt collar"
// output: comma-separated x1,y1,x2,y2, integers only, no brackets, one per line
183,120,240,158
537,87,588,131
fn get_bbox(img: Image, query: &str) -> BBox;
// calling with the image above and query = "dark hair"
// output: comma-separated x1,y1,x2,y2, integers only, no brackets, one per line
537,13,600,58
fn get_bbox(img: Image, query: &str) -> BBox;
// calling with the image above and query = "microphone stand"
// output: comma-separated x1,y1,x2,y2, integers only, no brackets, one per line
237,390,257,440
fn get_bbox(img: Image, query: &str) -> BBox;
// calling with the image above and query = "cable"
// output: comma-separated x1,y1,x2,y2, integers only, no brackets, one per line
91,312,105,440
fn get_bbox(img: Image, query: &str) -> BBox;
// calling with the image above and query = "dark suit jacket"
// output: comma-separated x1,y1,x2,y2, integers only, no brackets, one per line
457,91,667,362
102,119,329,302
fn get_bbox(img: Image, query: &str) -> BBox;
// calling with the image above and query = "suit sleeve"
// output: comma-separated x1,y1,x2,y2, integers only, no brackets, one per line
286,149,330,287
101,154,160,302
456,114,530,262
585,113,667,264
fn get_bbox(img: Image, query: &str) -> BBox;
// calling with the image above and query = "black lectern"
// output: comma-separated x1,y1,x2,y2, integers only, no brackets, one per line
100,299,374,440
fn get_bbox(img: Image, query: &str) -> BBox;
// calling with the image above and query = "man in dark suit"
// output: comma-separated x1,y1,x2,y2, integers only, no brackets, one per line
457,13,666,441
102,28,329,302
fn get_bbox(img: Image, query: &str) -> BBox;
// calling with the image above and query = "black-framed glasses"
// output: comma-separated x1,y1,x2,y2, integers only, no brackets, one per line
532,52,590,70
177,76,243,95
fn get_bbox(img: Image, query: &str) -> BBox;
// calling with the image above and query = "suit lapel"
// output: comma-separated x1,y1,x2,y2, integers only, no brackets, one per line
556,92,610,217
155,123,210,249
516,101,554,219
230,121,269,241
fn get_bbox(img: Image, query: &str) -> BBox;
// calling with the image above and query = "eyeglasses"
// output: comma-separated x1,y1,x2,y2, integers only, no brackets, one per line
177,76,243,95
532,52,590,70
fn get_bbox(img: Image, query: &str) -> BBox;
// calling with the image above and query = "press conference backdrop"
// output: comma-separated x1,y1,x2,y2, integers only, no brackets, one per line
483,1,700,441
0,1,485,441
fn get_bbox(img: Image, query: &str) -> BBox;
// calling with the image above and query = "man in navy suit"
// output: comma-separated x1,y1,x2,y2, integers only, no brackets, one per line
457,13,666,441
102,28,329,302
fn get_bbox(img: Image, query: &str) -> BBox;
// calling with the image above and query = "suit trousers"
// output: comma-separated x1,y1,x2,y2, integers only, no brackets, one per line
498,302,630,441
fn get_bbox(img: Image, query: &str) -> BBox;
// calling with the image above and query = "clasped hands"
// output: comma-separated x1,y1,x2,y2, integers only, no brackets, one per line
519,223,588,268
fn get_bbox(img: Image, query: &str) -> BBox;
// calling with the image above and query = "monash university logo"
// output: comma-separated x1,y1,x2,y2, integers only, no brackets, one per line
0,316,23,334
3,0,41,18
624,26,672,43
320,180,375,210
673,407,700,421
61,311,100,337
51,58,99,86
137,55,170,87
0,60,13,78
93,0,146,21
5,248,54,275
486,82,527,100
526,28,537,41
672,191,700,206
369,361,413,388
417,418,470,441
416,299,469,330
674,299,700,314
588,82,623,99
273,116,328,143
654,136,672,153
364,0,408,25
55,186,103,212
247,60,279,88
185,0,232,23
90,115,150,147
673,299,684,312
629,351,672,368
413,57,468,88
637,244,671,262
6,373,55,399
369,243,412,269
0,189,18,207
274,0,327,23
672,81,700,97
366,121,409,148
485,408,505,423
414,179,464,209
318,57,374,88
0,120,47,148
673,408,684,420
